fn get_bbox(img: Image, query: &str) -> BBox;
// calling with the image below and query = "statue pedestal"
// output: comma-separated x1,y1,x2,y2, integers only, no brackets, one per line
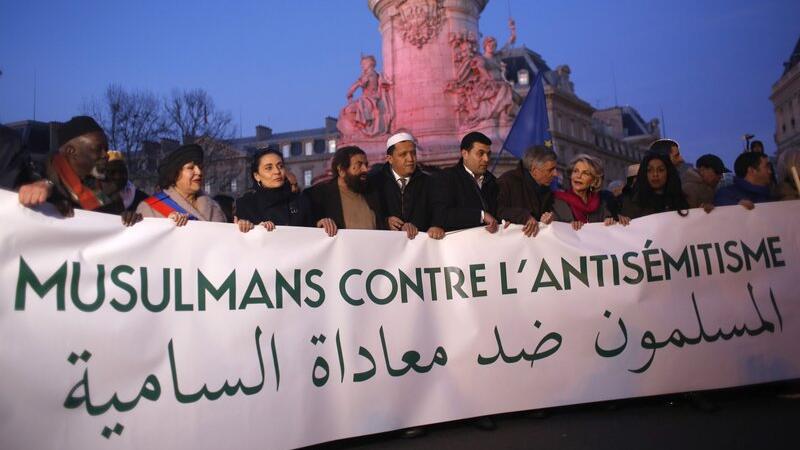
339,0,517,169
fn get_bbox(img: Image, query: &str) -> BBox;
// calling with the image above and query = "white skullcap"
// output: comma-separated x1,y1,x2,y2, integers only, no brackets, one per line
386,132,415,151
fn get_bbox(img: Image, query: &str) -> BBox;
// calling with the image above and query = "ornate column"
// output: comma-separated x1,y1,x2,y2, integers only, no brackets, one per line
341,0,518,165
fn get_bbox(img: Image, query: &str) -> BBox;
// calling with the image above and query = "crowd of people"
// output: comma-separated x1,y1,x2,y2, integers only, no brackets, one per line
2,115,799,435
4,115,800,237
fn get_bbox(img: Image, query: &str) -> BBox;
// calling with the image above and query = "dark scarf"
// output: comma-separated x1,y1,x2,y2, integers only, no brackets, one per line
554,189,600,223
253,183,296,210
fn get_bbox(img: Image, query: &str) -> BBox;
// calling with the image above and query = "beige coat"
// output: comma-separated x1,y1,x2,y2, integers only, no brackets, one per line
681,168,715,208
136,187,227,222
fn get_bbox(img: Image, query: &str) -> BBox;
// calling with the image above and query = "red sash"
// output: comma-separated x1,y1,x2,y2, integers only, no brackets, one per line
52,154,107,210
143,192,197,220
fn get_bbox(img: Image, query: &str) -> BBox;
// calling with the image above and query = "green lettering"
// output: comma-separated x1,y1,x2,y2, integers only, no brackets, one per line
197,270,236,311
14,257,67,310
339,269,364,306
304,269,325,308
532,259,562,292
110,265,137,312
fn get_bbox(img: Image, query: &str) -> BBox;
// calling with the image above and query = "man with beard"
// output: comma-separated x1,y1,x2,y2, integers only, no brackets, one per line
16,116,140,225
370,132,445,240
432,131,500,233
306,145,384,231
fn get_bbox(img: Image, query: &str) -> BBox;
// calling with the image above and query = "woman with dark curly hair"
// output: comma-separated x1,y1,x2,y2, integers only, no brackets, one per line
619,152,689,221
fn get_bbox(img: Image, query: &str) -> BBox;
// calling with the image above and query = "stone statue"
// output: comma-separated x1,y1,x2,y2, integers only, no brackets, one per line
446,19,520,128
648,118,661,136
338,55,394,138
555,65,575,94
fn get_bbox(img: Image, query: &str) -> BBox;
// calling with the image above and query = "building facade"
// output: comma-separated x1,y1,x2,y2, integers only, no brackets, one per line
771,36,800,161
499,46,658,182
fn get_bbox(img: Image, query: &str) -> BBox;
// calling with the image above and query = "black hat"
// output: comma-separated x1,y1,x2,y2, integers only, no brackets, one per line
158,144,204,187
695,154,730,175
57,116,104,148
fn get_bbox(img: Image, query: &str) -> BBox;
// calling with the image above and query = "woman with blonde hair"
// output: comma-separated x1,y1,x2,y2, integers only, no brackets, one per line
551,154,617,230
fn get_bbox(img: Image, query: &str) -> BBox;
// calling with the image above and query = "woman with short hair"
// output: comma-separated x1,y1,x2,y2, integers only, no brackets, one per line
551,154,616,230
136,144,232,227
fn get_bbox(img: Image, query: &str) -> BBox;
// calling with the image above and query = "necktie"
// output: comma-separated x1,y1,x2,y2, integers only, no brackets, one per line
399,178,407,219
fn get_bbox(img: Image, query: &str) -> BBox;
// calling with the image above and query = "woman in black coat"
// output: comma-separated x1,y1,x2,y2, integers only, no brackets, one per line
619,152,689,221
235,149,315,230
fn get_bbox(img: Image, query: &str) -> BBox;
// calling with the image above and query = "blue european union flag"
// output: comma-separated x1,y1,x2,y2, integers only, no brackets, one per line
503,72,552,159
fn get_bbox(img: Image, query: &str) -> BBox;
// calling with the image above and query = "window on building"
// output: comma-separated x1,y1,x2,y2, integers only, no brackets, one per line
290,142,302,156
517,69,529,86
313,139,326,154
230,179,238,193
328,139,337,153
304,141,313,156
281,143,290,159
303,169,313,187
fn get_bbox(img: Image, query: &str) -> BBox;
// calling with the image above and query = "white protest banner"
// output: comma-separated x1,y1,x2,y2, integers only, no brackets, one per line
1,189,798,449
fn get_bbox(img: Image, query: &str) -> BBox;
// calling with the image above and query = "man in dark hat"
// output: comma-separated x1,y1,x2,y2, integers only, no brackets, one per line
17,116,108,212
17,116,142,225
681,154,730,209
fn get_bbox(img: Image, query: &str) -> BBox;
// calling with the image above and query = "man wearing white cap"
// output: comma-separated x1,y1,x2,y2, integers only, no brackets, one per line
371,132,445,240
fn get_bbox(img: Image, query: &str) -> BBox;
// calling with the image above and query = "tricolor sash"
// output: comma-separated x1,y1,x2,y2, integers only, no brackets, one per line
143,191,198,220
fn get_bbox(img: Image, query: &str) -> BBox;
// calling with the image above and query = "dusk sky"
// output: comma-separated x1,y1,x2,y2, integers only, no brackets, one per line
1,0,798,167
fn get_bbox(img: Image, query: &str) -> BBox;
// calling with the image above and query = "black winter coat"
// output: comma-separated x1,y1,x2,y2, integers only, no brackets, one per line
431,160,498,231
369,164,439,231
235,184,314,227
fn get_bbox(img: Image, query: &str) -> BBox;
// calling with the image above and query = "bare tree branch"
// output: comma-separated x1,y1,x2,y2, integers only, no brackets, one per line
81,84,167,159
163,88,235,142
